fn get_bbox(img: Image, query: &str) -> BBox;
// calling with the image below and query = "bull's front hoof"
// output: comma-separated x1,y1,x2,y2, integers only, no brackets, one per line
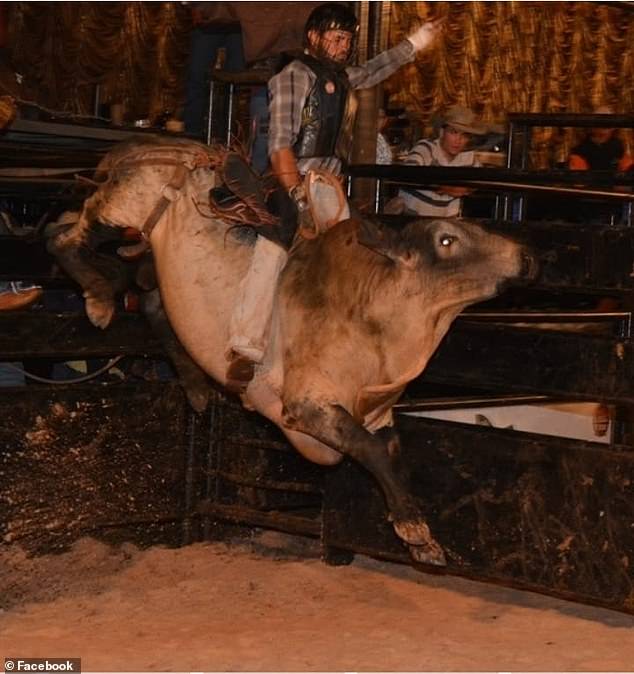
393,519,447,567
408,541,447,567
85,296,115,329
393,518,433,547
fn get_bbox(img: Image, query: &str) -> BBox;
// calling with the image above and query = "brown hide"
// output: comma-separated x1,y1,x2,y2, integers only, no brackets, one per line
279,218,533,430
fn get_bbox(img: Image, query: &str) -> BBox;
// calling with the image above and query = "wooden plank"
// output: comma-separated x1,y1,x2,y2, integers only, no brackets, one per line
0,312,162,358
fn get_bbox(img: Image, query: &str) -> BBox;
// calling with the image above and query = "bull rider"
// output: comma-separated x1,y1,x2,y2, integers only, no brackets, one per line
225,2,441,392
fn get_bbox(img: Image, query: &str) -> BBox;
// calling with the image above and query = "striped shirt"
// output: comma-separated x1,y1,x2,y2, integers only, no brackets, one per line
268,40,415,175
398,138,480,217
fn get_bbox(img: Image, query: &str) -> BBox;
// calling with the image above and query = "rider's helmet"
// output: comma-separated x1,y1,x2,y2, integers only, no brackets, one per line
303,2,359,67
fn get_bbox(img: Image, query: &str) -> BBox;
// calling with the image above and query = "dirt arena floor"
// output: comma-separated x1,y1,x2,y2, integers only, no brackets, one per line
2,532,634,672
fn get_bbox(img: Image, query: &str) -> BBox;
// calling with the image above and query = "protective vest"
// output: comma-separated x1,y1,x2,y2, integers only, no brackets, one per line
293,54,358,163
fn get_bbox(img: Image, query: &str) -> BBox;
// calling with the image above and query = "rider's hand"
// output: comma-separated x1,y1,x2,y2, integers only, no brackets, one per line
407,20,442,53
289,184,318,239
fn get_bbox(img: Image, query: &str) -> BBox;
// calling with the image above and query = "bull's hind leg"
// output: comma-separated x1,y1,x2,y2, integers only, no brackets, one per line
139,288,211,413
282,400,446,566
46,209,124,329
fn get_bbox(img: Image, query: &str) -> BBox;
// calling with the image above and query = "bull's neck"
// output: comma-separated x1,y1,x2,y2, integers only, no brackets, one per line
363,273,464,381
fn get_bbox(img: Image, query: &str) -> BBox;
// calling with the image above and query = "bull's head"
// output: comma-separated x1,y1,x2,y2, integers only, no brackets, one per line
357,216,537,305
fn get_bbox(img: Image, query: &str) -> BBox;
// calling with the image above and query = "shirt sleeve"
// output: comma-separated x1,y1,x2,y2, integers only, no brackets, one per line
346,40,415,90
267,62,313,156
402,141,433,166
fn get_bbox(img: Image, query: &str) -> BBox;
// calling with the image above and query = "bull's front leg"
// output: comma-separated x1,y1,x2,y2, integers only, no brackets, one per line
46,209,122,329
282,399,446,567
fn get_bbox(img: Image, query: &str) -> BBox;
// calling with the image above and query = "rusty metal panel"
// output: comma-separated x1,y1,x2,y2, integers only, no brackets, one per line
202,396,324,516
322,413,634,613
419,322,633,404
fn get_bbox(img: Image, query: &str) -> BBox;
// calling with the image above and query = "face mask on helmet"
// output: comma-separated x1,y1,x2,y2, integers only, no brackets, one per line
304,3,359,67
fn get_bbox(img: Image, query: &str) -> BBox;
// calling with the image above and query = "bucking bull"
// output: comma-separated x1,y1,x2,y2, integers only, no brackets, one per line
47,137,537,566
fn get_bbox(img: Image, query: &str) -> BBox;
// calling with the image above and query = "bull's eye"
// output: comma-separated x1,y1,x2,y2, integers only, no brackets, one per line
440,235,456,247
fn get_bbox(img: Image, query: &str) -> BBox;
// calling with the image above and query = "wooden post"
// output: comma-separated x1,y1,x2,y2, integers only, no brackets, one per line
349,1,390,211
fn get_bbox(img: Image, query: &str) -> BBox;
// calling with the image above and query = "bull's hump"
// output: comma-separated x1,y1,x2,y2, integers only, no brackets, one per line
282,218,394,312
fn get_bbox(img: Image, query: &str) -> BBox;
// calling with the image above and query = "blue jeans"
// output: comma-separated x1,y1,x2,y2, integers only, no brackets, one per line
249,86,270,174
184,27,245,139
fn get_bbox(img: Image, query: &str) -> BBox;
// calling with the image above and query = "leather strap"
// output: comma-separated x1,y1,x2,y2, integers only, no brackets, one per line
141,164,190,240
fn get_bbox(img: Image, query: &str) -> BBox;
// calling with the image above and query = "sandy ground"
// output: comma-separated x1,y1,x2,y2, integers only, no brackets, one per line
2,532,634,672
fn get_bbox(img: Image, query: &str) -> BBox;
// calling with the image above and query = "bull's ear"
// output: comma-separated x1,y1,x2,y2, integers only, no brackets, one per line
356,218,416,269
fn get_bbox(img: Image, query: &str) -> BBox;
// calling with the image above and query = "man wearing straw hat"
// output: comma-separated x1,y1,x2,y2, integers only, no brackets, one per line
397,104,488,218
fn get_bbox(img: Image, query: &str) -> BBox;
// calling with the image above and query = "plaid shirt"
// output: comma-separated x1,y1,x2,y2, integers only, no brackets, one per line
268,40,415,175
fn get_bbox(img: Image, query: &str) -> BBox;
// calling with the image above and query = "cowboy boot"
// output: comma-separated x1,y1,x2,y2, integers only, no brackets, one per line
0,282,42,312
225,351,255,394
222,153,269,216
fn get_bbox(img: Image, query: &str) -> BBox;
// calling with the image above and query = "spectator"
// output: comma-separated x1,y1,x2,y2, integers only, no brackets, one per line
376,107,393,165
396,104,488,218
568,105,633,226
569,106,633,172
183,2,245,139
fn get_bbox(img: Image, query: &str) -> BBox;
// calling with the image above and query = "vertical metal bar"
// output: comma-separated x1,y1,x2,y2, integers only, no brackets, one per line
624,199,633,227
93,84,101,118
181,408,197,546
502,121,515,221
516,124,530,222
202,399,220,540
226,83,235,147
618,312,631,339
374,178,381,213
516,194,525,223
206,80,215,146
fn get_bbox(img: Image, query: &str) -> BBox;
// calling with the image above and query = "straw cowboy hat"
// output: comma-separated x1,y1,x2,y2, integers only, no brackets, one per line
435,104,488,135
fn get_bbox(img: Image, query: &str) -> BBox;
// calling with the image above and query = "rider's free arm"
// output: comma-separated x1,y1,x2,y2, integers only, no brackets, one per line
270,148,302,193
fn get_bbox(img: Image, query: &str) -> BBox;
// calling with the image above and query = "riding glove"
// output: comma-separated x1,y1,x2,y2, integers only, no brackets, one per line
407,20,441,53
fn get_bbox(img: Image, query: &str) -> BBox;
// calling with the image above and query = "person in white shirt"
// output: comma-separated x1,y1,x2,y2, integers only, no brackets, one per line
398,105,488,217
376,108,393,165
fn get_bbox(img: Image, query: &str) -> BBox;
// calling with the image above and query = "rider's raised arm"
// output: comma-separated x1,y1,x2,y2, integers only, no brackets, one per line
345,20,441,91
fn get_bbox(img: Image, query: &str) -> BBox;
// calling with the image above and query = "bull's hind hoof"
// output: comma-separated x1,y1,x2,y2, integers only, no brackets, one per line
408,541,447,567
